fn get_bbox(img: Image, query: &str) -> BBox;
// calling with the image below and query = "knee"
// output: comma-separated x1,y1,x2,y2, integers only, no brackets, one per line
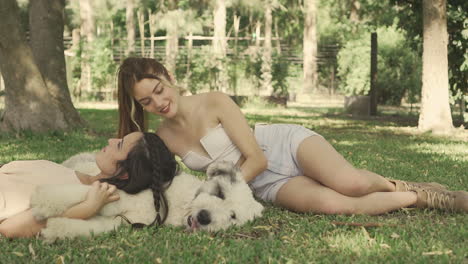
342,182,372,197
337,173,373,197
0,224,15,238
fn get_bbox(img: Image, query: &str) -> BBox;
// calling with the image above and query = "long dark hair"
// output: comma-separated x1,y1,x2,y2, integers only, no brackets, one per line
100,132,177,225
117,57,171,138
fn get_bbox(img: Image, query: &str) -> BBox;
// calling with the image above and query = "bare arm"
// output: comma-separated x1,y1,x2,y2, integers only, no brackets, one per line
61,182,119,220
210,92,268,182
0,182,118,238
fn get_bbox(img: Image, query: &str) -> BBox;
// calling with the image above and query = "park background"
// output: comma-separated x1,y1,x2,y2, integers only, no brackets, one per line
0,0,467,263
0,0,466,132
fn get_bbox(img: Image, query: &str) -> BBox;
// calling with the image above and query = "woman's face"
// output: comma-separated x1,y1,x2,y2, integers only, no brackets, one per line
133,78,179,118
95,132,143,177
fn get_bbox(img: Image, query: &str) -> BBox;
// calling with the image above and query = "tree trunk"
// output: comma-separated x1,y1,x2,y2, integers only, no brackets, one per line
213,0,228,92
79,0,95,95
255,21,261,48
302,0,318,95
213,0,227,58
126,0,135,56
418,0,453,133
349,0,360,23
459,98,465,124
137,9,145,56
69,28,81,97
186,32,193,76
233,14,240,56
274,17,281,54
261,3,273,95
149,10,156,59
165,29,178,77
29,0,84,127
369,32,378,116
0,71,3,92
0,0,74,132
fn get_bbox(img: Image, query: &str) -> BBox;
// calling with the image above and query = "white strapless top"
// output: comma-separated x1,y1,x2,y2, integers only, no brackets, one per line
181,124,242,171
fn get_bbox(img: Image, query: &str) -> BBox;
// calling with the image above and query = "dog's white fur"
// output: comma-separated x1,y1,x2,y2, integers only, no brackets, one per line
31,153,263,242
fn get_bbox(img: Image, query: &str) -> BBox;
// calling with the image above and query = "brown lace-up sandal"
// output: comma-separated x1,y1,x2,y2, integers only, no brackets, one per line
389,179,448,192
412,189,468,212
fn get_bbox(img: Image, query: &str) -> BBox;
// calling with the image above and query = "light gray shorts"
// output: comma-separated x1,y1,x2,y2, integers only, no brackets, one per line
249,124,322,203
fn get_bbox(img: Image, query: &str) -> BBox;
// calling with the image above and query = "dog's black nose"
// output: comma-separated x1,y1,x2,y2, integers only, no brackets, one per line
197,210,211,225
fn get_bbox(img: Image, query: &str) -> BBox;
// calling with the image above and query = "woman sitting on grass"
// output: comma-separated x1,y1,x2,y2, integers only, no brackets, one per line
116,57,467,215
0,132,178,238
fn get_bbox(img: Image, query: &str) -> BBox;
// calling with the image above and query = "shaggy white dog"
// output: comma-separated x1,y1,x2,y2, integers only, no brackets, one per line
31,154,263,242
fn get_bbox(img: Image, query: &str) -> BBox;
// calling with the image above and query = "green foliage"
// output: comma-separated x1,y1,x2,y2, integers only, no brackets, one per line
271,52,290,96
391,0,467,106
243,48,290,96
274,0,303,48
16,0,29,34
67,36,117,100
154,9,203,36
227,57,242,95
337,26,421,105
184,46,231,93
88,36,117,98
447,1,468,105
54,0,463,108
337,36,370,96
317,0,354,45
244,48,263,91
317,0,400,45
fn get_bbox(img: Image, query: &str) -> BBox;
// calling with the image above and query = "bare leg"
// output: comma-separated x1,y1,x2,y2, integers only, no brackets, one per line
296,136,395,197
275,176,416,215
0,210,45,238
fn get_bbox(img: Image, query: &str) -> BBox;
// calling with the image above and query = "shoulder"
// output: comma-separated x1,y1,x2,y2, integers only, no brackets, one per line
156,122,171,141
156,123,180,154
202,92,236,109
205,91,231,101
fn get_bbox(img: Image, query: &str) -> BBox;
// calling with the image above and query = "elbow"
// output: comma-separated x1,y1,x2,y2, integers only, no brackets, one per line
0,226,13,238
259,155,268,172
0,226,22,238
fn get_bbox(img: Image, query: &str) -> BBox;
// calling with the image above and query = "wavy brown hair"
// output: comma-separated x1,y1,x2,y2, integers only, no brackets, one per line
117,57,171,138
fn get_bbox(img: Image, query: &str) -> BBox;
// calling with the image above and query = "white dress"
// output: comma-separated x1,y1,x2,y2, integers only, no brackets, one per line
0,160,81,221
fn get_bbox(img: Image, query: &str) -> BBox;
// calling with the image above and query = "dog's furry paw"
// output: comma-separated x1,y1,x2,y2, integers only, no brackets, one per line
41,216,122,242
31,184,89,221
206,161,240,183
41,217,89,243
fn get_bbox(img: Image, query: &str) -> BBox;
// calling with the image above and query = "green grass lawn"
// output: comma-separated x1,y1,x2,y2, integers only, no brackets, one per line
1,105,467,263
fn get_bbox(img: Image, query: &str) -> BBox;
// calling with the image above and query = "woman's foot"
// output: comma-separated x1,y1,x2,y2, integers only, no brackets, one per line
413,189,468,212
389,179,447,192
389,179,467,212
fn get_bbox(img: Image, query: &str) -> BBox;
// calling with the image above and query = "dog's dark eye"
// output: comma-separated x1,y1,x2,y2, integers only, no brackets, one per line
230,212,236,220
216,188,225,200
214,184,225,200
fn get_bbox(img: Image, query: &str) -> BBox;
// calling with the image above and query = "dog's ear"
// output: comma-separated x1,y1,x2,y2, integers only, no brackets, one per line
206,161,240,183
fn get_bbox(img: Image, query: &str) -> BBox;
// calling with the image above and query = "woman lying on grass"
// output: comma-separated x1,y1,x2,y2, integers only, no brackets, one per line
0,132,178,238
116,57,468,215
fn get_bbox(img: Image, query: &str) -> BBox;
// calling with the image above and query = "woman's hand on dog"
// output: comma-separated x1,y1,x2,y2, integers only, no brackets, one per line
84,182,120,213
61,182,119,220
